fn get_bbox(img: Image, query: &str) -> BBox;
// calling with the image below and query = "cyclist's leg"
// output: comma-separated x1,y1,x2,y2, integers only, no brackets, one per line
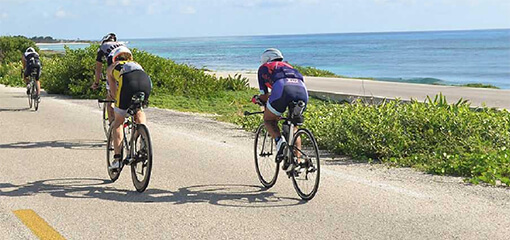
35,65,41,95
111,111,125,156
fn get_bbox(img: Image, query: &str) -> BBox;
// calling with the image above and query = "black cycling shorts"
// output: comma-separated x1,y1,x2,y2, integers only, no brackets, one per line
116,70,152,110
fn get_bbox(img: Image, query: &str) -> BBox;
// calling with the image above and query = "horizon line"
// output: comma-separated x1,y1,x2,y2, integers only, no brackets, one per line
11,27,510,41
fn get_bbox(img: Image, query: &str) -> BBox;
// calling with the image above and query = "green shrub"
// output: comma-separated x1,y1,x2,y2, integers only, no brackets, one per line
292,64,338,77
0,36,39,63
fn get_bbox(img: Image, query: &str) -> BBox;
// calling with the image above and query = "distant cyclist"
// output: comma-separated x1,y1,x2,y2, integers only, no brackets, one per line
21,47,42,101
252,48,309,172
107,46,152,169
91,33,125,123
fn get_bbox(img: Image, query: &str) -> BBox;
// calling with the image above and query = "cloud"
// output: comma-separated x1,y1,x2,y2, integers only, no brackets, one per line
55,9,68,18
1,13,8,19
54,8,73,18
181,6,197,14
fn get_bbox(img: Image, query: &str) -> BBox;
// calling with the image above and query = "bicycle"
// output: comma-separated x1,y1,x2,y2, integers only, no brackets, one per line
245,100,320,201
106,92,153,192
24,68,40,111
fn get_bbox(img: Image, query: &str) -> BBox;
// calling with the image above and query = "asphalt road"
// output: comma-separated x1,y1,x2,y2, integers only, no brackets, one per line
1,84,510,239
215,72,510,109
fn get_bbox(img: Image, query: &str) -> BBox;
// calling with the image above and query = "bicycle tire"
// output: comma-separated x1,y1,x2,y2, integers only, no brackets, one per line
102,103,109,139
130,124,153,192
290,128,320,201
254,123,279,189
106,125,122,182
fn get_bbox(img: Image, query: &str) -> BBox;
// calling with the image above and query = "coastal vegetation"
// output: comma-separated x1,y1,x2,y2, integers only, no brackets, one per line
1,36,509,186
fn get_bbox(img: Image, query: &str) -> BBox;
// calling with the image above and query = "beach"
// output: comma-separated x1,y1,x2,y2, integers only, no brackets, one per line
215,71,510,109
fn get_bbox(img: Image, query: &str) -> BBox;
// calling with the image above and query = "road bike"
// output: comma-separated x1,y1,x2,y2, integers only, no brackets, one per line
245,100,320,201
106,92,153,192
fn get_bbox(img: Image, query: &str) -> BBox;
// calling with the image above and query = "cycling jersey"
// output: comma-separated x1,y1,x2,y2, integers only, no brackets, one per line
96,42,125,66
257,61,304,95
112,61,152,113
23,52,41,80
257,61,308,116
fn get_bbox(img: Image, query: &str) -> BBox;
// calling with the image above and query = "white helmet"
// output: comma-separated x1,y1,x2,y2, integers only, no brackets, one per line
261,48,283,64
25,47,35,53
109,46,132,62
101,32,117,44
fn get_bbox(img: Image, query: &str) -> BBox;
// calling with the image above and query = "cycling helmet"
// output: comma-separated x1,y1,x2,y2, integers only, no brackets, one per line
25,47,35,53
261,48,283,64
109,46,133,62
101,33,117,44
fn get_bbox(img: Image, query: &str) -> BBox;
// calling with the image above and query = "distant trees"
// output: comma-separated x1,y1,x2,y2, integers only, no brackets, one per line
30,36,60,43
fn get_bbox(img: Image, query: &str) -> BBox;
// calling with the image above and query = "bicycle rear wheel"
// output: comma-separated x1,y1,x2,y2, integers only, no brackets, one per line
290,128,320,201
131,124,153,192
254,123,279,188
106,125,122,182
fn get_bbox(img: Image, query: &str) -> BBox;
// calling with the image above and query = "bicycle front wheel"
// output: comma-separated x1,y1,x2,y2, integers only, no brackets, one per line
254,123,279,188
131,124,153,193
102,103,109,139
290,128,320,201
106,125,122,182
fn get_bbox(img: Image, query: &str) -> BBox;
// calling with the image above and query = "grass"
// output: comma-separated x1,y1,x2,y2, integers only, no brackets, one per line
457,83,500,89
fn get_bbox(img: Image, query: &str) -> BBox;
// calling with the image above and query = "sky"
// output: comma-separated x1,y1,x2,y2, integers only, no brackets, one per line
0,0,509,40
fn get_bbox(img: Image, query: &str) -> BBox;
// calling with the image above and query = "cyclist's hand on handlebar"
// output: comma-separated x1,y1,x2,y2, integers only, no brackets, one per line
91,82,99,90
251,95,265,106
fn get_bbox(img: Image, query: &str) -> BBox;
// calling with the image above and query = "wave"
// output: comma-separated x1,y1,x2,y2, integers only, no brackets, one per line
374,77,445,85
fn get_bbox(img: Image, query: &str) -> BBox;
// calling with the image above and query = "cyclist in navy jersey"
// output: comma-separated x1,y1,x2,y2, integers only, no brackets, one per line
253,48,309,172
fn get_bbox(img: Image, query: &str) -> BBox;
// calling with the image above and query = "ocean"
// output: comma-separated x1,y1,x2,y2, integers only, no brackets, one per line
38,29,510,88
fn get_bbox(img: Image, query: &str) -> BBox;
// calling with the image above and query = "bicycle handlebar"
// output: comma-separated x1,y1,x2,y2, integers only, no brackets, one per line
243,111,264,116
98,99,115,103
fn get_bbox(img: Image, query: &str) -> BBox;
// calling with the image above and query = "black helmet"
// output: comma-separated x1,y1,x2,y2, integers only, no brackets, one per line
25,47,35,53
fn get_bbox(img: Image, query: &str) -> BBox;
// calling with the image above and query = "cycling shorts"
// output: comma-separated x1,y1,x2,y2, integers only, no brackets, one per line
267,78,308,116
114,70,151,115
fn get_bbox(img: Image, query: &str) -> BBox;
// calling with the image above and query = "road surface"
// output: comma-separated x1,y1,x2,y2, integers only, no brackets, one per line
1,84,509,239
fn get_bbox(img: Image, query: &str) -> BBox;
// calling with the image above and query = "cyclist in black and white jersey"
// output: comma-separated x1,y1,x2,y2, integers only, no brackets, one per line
21,47,42,101
91,33,124,123
91,33,124,90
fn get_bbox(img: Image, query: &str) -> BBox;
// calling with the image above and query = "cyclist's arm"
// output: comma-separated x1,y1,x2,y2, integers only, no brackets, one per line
257,65,270,95
95,62,103,84
21,55,26,69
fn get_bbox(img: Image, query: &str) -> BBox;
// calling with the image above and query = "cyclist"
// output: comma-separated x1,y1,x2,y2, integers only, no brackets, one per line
252,48,309,172
21,47,42,101
91,33,125,123
107,46,152,169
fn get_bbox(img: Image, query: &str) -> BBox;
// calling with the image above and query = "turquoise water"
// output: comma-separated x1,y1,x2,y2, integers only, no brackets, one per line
39,29,510,88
